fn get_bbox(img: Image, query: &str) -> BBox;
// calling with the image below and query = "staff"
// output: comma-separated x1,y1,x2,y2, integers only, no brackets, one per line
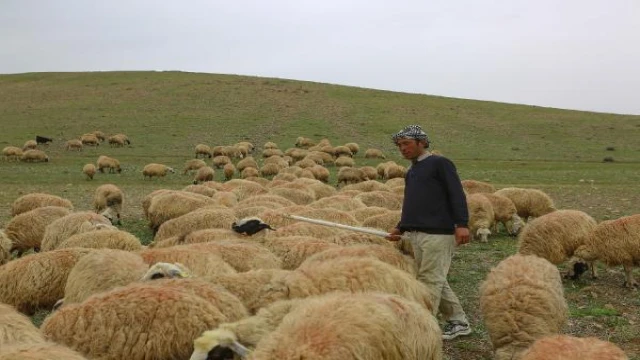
280,213,394,238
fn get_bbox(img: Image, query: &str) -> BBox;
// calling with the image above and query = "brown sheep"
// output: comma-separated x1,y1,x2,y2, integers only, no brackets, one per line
11,193,73,217
195,144,213,158
96,155,121,173
82,163,96,180
364,148,386,159
2,146,23,161
183,159,208,174
65,139,83,151
142,163,176,179
80,133,100,146
20,149,49,162
223,163,236,181
22,139,38,150
4,206,72,256
193,166,215,184
93,184,124,225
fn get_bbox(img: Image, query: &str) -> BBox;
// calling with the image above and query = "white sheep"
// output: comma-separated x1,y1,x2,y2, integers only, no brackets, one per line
82,163,96,180
2,146,23,161
20,149,49,162
477,192,524,235
467,193,495,243
96,155,121,173
142,163,176,179
93,183,124,225
10,192,73,216
4,206,72,256
494,187,556,221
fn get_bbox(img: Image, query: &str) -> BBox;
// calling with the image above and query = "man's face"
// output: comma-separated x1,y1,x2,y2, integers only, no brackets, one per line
396,138,426,160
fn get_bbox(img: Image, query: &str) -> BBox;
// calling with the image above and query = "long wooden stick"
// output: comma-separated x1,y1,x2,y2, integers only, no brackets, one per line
281,214,391,238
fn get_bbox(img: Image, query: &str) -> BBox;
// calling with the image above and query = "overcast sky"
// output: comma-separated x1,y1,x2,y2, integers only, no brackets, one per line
1,0,639,115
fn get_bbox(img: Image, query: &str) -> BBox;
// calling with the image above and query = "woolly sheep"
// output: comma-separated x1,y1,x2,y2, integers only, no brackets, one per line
193,166,215,183
183,158,208,174
268,187,315,205
11,192,73,216
574,214,640,287
301,244,415,275
20,149,49,162
327,232,395,247
139,247,238,278
262,148,284,158
467,193,495,243
354,190,403,210
153,228,245,248
0,248,94,314
461,179,496,194
518,210,597,276
241,167,260,179
195,143,213,158
80,133,99,146
294,158,317,169
2,146,23,161
480,254,568,360
337,167,366,187
276,240,340,270
309,195,367,211
294,136,315,148
236,156,257,172
211,155,230,169
183,241,283,272
350,206,390,222
62,249,149,304
222,145,244,159
192,292,441,360
384,163,406,180
4,206,72,255
362,211,402,233
0,302,44,347
0,342,89,360
307,150,334,165
221,162,236,181
57,229,142,251
93,183,124,224
344,142,360,155
478,192,524,235
263,141,279,150
40,211,113,251
236,194,296,208
305,164,328,183
333,145,353,158
92,130,106,142
22,139,38,150
236,141,255,153
494,187,556,220
82,163,96,180
212,191,240,208
364,148,386,159
154,206,236,241
146,191,218,232
65,139,83,151
96,155,121,173
341,180,390,193
385,177,405,188
520,335,628,360
334,155,355,167
107,134,127,147
0,230,11,265
141,189,174,218
42,280,248,360
183,184,218,197
142,163,176,179
259,163,280,178
223,179,268,201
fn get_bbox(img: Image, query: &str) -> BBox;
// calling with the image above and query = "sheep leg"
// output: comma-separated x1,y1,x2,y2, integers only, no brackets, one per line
589,261,598,279
623,263,638,288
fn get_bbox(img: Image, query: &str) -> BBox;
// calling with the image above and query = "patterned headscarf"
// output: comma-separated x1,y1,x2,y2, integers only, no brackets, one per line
392,125,430,147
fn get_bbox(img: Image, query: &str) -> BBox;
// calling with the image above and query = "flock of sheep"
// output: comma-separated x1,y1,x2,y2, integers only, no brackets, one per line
0,134,637,359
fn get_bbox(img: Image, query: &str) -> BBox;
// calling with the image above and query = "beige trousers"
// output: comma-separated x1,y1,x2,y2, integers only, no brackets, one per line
406,232,468,323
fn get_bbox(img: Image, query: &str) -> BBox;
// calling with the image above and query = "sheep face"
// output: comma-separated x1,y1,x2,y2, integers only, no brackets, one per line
510,214,524,236
168,167,176,174
141,262,190,281
100,207,121,225
477,228,491,243
191,329,249,360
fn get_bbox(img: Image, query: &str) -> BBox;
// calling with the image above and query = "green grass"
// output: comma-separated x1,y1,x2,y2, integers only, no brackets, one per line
1,71,639,358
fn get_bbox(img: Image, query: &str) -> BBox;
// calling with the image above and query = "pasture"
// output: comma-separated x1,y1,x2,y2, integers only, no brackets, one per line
1,71,639,359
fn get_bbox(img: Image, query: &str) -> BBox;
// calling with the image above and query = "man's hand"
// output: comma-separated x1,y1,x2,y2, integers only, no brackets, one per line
455,226,470,246
386,228,402,242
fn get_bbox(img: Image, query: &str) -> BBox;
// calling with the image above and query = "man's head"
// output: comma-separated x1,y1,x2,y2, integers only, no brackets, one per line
392,125,429,160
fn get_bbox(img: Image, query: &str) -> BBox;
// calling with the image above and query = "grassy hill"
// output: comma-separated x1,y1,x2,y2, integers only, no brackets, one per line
1,71,639,358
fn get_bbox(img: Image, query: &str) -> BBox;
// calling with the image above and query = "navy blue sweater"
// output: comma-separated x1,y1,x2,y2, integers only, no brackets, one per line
397,155,469,234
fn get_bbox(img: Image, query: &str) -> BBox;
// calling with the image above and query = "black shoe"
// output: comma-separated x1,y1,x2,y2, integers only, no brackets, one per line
442,321,472,340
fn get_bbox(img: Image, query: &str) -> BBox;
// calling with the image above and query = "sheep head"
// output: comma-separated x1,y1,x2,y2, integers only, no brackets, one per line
190,329,249,360
510,214,524,236
477,228,491,243
100,207,121,225
141,262,191,281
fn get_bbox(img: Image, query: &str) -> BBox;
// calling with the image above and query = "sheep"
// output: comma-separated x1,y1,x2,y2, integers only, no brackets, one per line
327,232,396,247
22,139,38,150
301,244,415,275
221,162,236,181
40,211,113,251
223,145,244,159
107,134,128,147
20,149,49,162
235,156,257,172
467,193,495,243
222,179,268,201
478,192,524,235
93,183,124,224
237,194,296,208
350,206,390,222
0,342,89,359
0,248,94,314
65,139,83,151
384,163,407,180
519,335,628,360
146,191,218,232
195,143,213,158
268,187,315,205
11,192,73,217
4,206,72,256
262,149,284,158
304,164,327,183
573,214,640,287
354,190,403,210
236,141,255,154
364,148,386,159
362,211,402,233
142,163,176,179
264,155,289,168
333,145,353,158
0,302,45,347
82,163,96,180
309,195,367,211
41,280,248,360
260,163,281,178
182,241,283,272
263,141,279,150
307,150,334,165
494,187,556,220
211,155,230,169
57,229,143,251
96,155,121,173
183,184,218,197
193,166,215,183
294,136,315,148
337,167,366,187
480,254,568,360
241,166,260,179
154,206,236,241
344,142,360,155
0,230,11,265
139,247,238,278
183,158,208,174
212,191,240,208
80,133,100,146
112,133,131,144
340,180,389,193
462,179,496,194
192,292,441,360
2,146,23,161
385,177,405,187
152,228,246,248
61,249,148,305
518,210,598,277
334,155,355,167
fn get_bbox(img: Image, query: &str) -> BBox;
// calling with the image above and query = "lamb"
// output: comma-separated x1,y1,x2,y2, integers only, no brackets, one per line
573,214,640,287
467,193,495,243
461,179,496,194
223,163,236,181
57,229,142,251
0,248,94,314
93,183,124,225
183,158,208,174
478,192,524,235
20,149,49,162
479,254,568,360
96,155,122,173
145,191,218,232
191,292,441,360
40,211,114,251
65,139,83,151
337,167,366,187
22,139,38,150
517,210,598,277
80,133,100,146
364,148,386,159
494,187,556,220
0,342,89,359
0,302,45,347
194,166,215,183
11,192,73,217
4,206,72,256
195,143,213,158
519,335,628,360
82,163,96,180
142,163,176,179
2,146,23,161
0,230,11,265
154,206,237,241
41,280,248,360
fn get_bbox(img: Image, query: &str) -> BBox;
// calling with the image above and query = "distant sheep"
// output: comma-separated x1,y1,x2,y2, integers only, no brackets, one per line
65,139,83,151
341,179,390,193
241,167,260,179
40,211,113,251
183,158,208,174
308,165,330,183
152,228,245,248
334,155,355,168
333,145,353,158
82,163,96,180
236,156,258,172
80,133,100,146
260,163,281,178
22,139,38,150
142,163,175,179
11,193,73,217
384,163,406,180
223,163,236,181
344,142,360,155
182,184,217,197
467,193,495,243
20,149,49,162
461,179,496,194
301,244,415,275
4,206,72,256
96,155,121,173
520,335,628,360
93,183,124,225
92,131,106,142
57,229,142,251
337,167,366,187
364,148,386,159
2,146,23,161
494,187,556,220
262,149,284,158
107,134,128,147
213,155,232,169
193,166,215,183
0,302,45,347
480,254,568,360
195,144,212,158
294,136,315,148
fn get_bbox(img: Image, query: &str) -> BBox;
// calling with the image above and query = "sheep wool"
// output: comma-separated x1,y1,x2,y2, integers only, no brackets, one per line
0,342,89,360
11,193,73,217
154,206,236,241
341,179,390,193
480,254,568,360
520,335,628,360
139,247,238,278
142,163,176,179
40,211,113,251
182,240,283,272
57,229,143,252
478,192,524,235
461,179,496,194
301,244,416,275
82,163,96,180
93,183,124,221
4,206,72,255
0,230,11,265
494,187,556,220
467,193,495,243
0,302,45,347
146,190,218,232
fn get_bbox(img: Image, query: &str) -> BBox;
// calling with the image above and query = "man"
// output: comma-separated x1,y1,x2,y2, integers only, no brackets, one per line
386,124,472,340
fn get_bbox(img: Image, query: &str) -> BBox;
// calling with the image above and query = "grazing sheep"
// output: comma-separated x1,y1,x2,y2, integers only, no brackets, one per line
268,187,315,205
480,254,568,360
96,155,122,173
309,195,367,211
152,228,245,248
192,292,441,360
263,141,279,150
327,232,395,247
295,158,318,169
57,229,142,251
20,149,49,162
494,187,556,220
262,148,284,158
294,136,315,148
183,184,218,197
333,145,353,158
154,206,236,241
22,139,38,150
107,134,128,147
306,164,328,183
520,335,628,360
294,208,361,227
212,155,231,169
183,158,208,174
82,163,96,180
344,142,360,155
364,148,386,159
359,165,378,180
362,211,402,233
236,156,257,172
301,244,415,275
11,193,73,217
354,190,403,210
0,342,89,360
222,162,236,181
65,139,83,151
142,163,176,179
193,166,215,183
0,302,45,346
237,194,296,208
574,214,640,287
223,179,268,201
195,144,213,158
4,206,72,256
80,133,100,146
40,211,113,251
2,146,23,161
241,166,260,179
139,247,238,278
384,163,407,180
341,180,389,193
91,130,106,142
334,155,355,167
41,281,248,360
518,210,597,276
0,230,11,265
467,193,495,243
461,179,496,194
93,183,124,225
350,206,390,222
0,248,94,314
337,167,366,187
478,192,524,235
146,191,218,232
212,191,240,208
